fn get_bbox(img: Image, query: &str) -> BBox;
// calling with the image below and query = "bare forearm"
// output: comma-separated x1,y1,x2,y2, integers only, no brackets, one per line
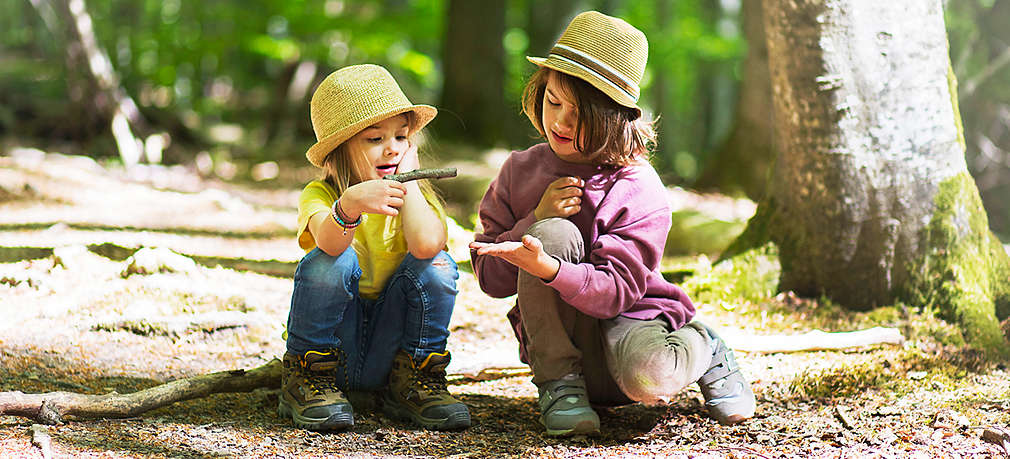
401,183,446,257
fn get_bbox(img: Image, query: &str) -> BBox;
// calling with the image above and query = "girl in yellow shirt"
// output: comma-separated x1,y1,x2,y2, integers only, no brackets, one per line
279,64,469,432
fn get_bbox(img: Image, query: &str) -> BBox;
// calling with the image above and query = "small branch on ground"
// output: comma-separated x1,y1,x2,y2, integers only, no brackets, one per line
385,168,457,183
0,359,281,424
835,405,857,430
981,426,1010,456
721,326,904,354
31,424,54,459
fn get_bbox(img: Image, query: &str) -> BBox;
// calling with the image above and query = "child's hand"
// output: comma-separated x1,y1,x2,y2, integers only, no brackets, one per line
469,235,561,281
534,176,584,220
341,180,407,217
395,142,420,175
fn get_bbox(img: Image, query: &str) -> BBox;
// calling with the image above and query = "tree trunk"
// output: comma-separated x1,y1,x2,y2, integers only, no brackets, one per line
437,0,506,148
732,0,1009,353
525,0,581,57
695,0,776,199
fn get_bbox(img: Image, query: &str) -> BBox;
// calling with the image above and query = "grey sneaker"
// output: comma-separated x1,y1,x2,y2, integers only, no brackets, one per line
537,374,600,436
698,325,756,425
278,350,354,431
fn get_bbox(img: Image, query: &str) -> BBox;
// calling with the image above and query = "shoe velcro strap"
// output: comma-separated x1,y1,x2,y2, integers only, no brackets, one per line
541,383,588,411
698,348,741,386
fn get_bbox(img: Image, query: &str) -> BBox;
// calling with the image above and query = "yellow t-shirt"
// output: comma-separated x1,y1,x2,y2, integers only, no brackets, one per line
296,180,447,299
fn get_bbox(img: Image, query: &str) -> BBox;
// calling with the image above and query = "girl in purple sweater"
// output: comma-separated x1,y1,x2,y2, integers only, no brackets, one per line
469,11,756,436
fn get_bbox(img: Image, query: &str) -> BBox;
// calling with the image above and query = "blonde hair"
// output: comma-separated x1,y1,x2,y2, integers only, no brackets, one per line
320,112,444,206
522,68,655,167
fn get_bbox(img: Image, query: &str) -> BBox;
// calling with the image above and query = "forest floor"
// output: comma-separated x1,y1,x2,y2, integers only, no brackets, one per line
1,148,1009,458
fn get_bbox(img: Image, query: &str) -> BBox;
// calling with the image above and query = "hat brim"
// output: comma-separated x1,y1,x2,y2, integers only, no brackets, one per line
306,104,437,168
528,56,641,113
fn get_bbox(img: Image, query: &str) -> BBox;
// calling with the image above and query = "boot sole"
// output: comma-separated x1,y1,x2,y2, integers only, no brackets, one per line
381,397,471,430
278,398,354,431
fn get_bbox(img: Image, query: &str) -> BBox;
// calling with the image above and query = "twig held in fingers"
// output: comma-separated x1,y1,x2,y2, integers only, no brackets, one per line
385,167,457,183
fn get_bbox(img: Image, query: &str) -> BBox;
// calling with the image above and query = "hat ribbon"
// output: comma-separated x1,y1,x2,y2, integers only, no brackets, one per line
548,43,639,102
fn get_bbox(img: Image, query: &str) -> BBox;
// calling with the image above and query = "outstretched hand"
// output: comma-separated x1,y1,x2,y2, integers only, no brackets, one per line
470,235,561,281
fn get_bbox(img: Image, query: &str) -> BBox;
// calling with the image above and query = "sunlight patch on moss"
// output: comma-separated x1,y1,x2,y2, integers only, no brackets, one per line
903,172,1008,356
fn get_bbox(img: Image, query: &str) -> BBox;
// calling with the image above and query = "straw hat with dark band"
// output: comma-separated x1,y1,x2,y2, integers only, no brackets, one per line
306,64,436,168
527,11,647,114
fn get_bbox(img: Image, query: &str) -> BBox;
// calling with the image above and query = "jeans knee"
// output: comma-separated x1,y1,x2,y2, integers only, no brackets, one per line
526,218,584,261
294,248,360,290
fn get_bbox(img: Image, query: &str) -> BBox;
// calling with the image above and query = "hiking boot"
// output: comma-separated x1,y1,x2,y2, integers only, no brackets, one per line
383,349,471,430
537,374,600,437
278,350,354,431
697,325,756,425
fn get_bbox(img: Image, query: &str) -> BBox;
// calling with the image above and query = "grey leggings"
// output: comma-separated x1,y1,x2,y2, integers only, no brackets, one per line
517,218,713,406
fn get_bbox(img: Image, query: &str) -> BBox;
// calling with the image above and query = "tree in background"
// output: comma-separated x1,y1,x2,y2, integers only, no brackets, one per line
693,0,775,200
435,0,506,148
947,0,1010,240
728,0,1010,354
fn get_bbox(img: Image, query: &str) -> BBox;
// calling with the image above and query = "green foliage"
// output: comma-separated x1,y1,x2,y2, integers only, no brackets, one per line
677,243,779,307
664,210,747,256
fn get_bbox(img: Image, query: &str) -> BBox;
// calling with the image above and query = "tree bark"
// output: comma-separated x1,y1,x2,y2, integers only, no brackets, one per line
437,0,506,148
695,0,776,199
730,0,1009,354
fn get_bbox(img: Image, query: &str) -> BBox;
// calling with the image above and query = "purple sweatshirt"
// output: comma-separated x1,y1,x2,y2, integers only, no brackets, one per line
472,143,696,336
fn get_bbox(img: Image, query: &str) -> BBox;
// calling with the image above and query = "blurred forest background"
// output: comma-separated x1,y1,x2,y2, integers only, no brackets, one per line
1,0,1008,240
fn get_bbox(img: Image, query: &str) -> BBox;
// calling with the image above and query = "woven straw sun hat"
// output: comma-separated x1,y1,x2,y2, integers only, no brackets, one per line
305,64,436,168
527,11,647,114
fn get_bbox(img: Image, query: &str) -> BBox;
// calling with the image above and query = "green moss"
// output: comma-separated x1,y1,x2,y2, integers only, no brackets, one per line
789,360,896,399
947,63,966,152
904,173,1009,358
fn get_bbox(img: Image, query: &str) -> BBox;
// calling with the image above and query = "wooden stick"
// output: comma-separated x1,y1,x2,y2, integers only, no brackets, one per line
385,167,457,183
0,359,281,424
719,326,905,354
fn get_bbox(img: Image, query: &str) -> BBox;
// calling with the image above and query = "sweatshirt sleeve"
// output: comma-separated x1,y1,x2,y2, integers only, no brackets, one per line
470,157,538,298
545,180,671,319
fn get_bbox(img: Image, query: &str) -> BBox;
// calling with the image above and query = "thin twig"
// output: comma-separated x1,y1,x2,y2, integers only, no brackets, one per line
962,44,1010,98
385,167,457,183
710,446,774,459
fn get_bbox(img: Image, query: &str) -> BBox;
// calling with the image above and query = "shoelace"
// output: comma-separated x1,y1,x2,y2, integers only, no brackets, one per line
301,348,348,395
414,366,448,392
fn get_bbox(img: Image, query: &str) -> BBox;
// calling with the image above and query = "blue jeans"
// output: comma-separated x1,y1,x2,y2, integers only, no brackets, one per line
286,247,459,391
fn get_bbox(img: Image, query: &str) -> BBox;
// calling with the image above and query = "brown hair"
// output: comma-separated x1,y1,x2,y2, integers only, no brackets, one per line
522,68,655,167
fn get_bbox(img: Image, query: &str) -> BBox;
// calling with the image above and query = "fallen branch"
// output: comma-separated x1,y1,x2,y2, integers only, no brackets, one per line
720,326,904,354
0,359,280,425
385,167,457,183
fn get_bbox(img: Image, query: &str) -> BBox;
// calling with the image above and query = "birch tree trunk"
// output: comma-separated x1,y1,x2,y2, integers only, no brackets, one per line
734,0,1010,353
31,0,149,166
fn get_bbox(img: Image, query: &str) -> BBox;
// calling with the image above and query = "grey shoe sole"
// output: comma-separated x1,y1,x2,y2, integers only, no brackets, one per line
540,416,601,437
278,398,354,431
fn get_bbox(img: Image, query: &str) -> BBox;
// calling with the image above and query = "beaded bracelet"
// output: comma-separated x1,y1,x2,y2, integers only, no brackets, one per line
331,199,362,235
